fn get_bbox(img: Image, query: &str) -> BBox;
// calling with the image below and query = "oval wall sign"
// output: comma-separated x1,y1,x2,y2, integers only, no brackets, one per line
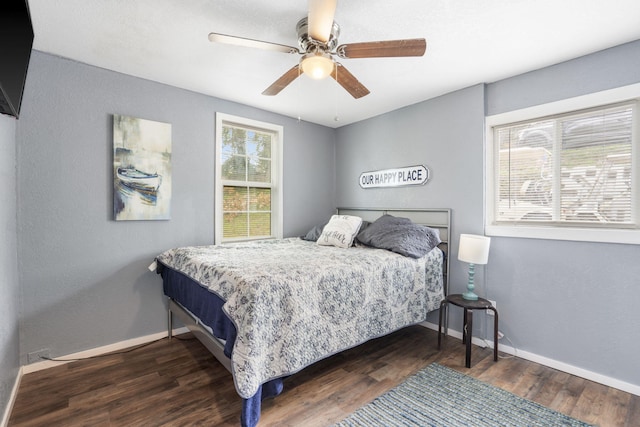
359,165,430,189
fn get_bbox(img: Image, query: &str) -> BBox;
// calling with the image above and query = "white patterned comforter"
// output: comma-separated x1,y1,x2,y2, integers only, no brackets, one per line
156,238,444,399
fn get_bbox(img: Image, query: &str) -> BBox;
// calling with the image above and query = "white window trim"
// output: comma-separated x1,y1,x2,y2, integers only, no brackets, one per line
485,83,640,245
215,113,284,244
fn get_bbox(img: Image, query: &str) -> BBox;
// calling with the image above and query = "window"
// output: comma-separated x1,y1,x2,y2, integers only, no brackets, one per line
486,84,640,244
215,113,283,244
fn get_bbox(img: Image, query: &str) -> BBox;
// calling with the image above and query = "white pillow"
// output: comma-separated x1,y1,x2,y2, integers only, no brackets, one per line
317,215,363,248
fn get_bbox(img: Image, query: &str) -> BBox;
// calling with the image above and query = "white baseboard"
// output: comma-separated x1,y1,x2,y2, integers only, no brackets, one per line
22,327,189,374
421,321,640,397
1,366,23,427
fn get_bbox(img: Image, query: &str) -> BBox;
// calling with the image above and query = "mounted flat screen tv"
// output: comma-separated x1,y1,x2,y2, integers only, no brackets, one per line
0,0,34,118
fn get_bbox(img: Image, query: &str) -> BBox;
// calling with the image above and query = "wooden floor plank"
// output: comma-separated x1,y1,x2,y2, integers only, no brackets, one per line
531,369,573,407
571,380,610,424
510,361,555,400
550,374,588,416
606,389,632,427
8,326,638,427
624,390,640,427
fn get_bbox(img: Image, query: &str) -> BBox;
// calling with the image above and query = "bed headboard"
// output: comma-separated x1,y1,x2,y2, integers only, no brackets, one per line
336,207,451,295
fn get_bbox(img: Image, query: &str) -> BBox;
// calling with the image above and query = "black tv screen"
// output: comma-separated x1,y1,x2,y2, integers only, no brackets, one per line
0,0,34,118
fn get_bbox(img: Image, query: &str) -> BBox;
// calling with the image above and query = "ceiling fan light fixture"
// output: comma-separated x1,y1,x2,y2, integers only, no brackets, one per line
300,52,334,80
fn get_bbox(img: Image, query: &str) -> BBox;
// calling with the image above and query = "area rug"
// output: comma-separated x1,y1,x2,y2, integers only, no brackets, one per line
333,363,592,427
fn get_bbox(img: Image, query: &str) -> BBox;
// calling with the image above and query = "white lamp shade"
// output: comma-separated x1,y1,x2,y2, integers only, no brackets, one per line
458,234,491,265
300,53,334,79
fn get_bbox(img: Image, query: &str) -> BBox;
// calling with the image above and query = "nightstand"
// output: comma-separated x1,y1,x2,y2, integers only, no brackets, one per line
437,294,499,368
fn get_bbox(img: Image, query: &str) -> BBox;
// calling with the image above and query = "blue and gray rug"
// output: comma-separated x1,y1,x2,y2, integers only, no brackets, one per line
333,363,592,426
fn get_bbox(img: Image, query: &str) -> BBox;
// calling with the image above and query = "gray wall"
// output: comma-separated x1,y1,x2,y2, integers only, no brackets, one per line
0,114,19,420
483,40,640,388
335,84,487,326
15,51,336,363
335,40,640,389
0,115,20,419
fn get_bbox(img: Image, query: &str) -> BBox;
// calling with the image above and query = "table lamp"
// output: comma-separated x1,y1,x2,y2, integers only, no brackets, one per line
458,234,491,301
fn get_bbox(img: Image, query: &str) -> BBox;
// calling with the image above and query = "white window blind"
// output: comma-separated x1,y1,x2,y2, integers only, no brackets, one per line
493,102,635,228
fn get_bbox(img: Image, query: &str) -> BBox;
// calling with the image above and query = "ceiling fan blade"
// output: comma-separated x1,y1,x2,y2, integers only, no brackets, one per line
330,62,370,99
336,38,426,59
208,32,300,54
262,65,301,96
308,0,337,43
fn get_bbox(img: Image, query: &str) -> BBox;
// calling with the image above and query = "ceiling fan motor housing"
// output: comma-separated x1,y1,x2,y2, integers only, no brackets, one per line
296,17,340,53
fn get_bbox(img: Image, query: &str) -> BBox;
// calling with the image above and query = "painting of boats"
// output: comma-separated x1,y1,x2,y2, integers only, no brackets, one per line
113,114,171,220
116,167,162,192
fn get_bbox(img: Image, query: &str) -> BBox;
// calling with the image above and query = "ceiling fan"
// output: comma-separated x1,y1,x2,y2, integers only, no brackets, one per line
207,0,426,99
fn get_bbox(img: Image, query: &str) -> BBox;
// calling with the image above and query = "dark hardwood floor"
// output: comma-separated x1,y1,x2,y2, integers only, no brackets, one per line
9,326,639,426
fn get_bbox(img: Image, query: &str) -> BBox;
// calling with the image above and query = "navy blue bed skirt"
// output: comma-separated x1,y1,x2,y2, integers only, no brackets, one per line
159,263,284,427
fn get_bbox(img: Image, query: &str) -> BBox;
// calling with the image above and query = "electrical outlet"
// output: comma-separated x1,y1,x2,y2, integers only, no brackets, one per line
27,348,50,364
486,300,497,316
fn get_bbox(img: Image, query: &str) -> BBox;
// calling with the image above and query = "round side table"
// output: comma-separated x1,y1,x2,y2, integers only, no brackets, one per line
438,294,499,368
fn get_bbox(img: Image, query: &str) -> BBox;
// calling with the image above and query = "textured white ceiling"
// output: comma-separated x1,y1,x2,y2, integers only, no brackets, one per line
28,0,640,128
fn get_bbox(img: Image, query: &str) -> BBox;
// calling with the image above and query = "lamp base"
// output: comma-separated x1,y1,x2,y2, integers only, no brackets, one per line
463,262,479,300
462,291,478,301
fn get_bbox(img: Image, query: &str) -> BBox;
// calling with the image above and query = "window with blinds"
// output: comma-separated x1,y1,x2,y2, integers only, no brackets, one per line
492,102,635,228
215,114,282,243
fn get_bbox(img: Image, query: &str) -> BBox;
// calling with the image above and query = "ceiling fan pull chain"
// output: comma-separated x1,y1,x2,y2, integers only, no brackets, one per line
334,62,340,122
297,65,302,122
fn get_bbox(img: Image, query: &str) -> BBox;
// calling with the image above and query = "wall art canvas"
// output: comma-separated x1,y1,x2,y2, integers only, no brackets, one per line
113,114,171,220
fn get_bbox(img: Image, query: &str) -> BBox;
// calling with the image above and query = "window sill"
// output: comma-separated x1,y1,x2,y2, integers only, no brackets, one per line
485,224,640,245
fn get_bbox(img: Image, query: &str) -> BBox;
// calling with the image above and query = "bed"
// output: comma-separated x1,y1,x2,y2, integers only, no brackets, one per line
154,207,450,426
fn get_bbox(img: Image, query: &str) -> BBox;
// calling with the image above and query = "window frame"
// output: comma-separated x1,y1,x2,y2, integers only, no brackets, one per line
215,113,283,244
485,83,640,245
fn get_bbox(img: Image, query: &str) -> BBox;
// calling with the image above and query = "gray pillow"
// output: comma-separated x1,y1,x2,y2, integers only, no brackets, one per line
301,223,327,242
356,214,441,258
